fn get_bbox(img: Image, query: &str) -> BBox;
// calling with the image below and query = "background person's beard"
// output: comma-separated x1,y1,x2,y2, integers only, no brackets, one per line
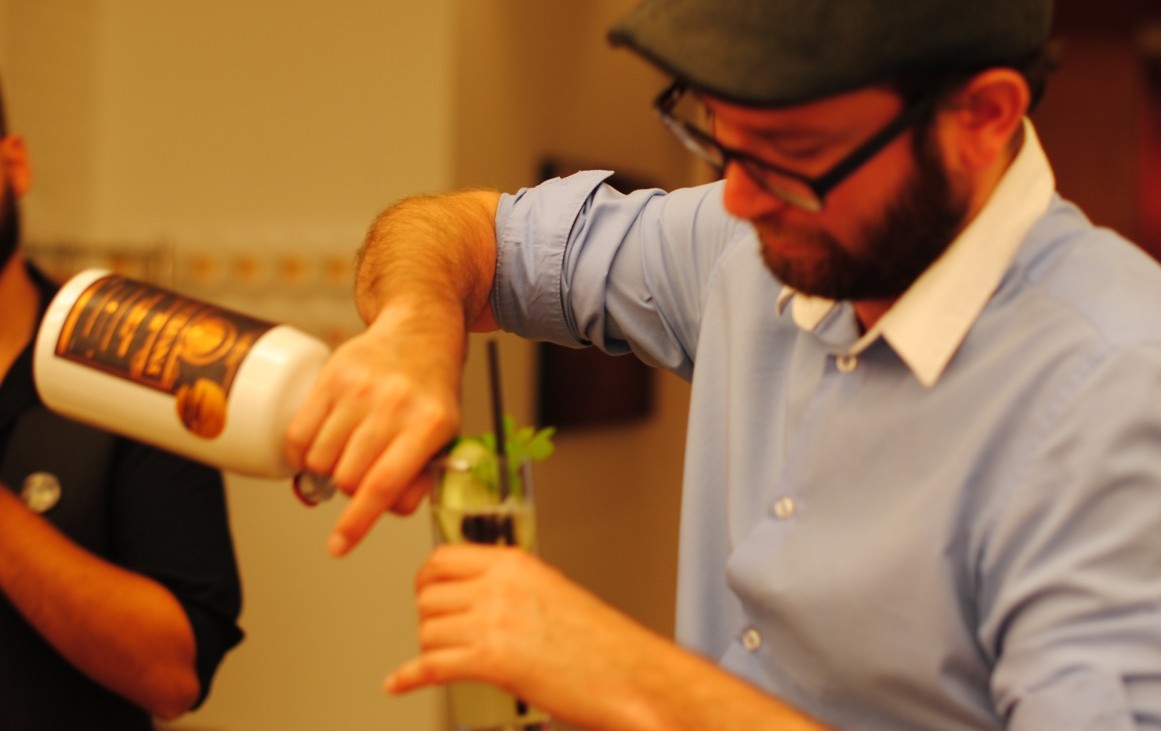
0,183,20,271
758,126,970,301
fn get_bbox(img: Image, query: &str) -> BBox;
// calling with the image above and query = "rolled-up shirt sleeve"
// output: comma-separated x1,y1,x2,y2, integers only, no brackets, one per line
493,171,747,377
492,170,616,345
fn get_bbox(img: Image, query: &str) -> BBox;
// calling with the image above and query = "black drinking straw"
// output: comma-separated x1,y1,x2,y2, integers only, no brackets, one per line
486,339,511,500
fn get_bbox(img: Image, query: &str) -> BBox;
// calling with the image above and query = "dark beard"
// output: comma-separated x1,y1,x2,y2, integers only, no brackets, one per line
0,181,20,271
758,124,969,301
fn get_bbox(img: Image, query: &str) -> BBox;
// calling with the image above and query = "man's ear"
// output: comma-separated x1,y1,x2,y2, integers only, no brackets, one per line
0,134,32,197
941,69,1030,172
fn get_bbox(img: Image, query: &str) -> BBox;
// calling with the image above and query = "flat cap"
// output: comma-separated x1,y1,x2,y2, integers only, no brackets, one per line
609,0,1054,107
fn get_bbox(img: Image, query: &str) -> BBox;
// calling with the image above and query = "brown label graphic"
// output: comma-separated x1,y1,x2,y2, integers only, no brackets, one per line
55,274,275,438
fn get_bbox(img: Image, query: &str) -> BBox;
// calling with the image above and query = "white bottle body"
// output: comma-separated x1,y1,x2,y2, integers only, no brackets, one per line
33,269,330,478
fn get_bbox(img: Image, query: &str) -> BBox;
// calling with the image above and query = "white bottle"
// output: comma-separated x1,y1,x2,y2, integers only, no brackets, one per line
34,268,336,503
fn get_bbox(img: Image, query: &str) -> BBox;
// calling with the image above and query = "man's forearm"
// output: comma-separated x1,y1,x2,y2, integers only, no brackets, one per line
559,593,832,731
391,545,831,731
0,486,199,719
620,635,832,731
355,189,501,332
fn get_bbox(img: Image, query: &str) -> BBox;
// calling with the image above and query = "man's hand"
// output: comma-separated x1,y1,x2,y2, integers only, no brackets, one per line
285,189,502,557
285,304,463,556
386,543,668,730
386,544,832,731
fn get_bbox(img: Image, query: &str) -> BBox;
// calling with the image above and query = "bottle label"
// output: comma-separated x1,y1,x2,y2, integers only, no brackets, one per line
54,274,274,438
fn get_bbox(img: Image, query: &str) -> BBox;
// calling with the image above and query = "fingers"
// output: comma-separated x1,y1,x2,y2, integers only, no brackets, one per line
385,657,430,694
385,607,506,694
285,344,379,476
301,402,372,479
332,410,433,498
391,477,432,515
386,576,496,695
413,544,521,604
285,329,461,555
328,488,390,556
416,580,474,621
386,649,469,695
385,649,502,695
326,478,432,555
416,543,524,585
327,429,449,556
284,372,333,472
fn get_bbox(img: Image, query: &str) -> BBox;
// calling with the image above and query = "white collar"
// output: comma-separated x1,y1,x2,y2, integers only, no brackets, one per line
776,119,1055,387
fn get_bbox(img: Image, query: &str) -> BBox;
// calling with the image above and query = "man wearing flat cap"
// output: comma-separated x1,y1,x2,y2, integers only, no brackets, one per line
290,0,1161,728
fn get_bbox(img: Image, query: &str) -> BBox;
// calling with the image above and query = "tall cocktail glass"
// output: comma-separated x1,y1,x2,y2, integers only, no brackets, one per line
431,454,550,731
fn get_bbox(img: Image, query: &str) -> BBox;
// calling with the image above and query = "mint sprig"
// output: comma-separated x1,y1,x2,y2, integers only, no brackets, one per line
460,415,555,499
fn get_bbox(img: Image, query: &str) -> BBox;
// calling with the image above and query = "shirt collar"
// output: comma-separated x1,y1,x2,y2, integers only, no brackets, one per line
776,119,1055,388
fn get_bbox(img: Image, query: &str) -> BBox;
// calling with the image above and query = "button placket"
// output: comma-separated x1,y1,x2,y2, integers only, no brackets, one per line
773,496,796,519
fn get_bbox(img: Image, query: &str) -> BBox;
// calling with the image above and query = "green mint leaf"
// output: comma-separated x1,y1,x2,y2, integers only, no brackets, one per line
525,426,556,461
455,416,557,499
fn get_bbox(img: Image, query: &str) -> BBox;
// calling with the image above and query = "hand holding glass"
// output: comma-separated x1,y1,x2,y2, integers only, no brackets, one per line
431,449,550,731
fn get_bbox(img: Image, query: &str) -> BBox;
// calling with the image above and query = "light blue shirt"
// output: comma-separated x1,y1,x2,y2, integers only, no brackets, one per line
492,125,1161,730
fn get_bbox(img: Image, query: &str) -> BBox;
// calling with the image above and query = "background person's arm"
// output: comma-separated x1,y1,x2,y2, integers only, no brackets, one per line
0,485,199,719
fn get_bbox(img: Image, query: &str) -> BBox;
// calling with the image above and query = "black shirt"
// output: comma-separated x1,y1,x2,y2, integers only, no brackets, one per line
0,265,243,730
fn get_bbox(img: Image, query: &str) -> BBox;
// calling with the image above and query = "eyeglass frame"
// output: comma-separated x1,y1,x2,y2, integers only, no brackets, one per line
653,81,937,212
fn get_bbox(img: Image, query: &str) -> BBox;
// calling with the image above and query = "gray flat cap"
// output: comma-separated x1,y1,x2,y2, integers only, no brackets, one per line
609,0,1054,106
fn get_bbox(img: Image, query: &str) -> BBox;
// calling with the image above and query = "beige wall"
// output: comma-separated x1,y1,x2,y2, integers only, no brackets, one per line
3,2,454,730
2,0,456,244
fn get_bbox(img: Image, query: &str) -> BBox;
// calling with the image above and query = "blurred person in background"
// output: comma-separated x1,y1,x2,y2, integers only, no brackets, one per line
290,0,1161,728
0,76,243,730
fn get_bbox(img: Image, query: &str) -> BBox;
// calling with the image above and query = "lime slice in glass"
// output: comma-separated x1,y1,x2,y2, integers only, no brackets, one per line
436,439,499,542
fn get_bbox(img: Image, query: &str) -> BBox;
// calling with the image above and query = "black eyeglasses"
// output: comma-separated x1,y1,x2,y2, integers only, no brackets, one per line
654,82,935,212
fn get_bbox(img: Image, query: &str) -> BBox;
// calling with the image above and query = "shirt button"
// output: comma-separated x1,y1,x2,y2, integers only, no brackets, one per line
773,496,796,519
741,627,763,652
836,353,858,373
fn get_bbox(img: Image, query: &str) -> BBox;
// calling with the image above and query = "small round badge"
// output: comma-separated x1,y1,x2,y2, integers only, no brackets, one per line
21,472,62,514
